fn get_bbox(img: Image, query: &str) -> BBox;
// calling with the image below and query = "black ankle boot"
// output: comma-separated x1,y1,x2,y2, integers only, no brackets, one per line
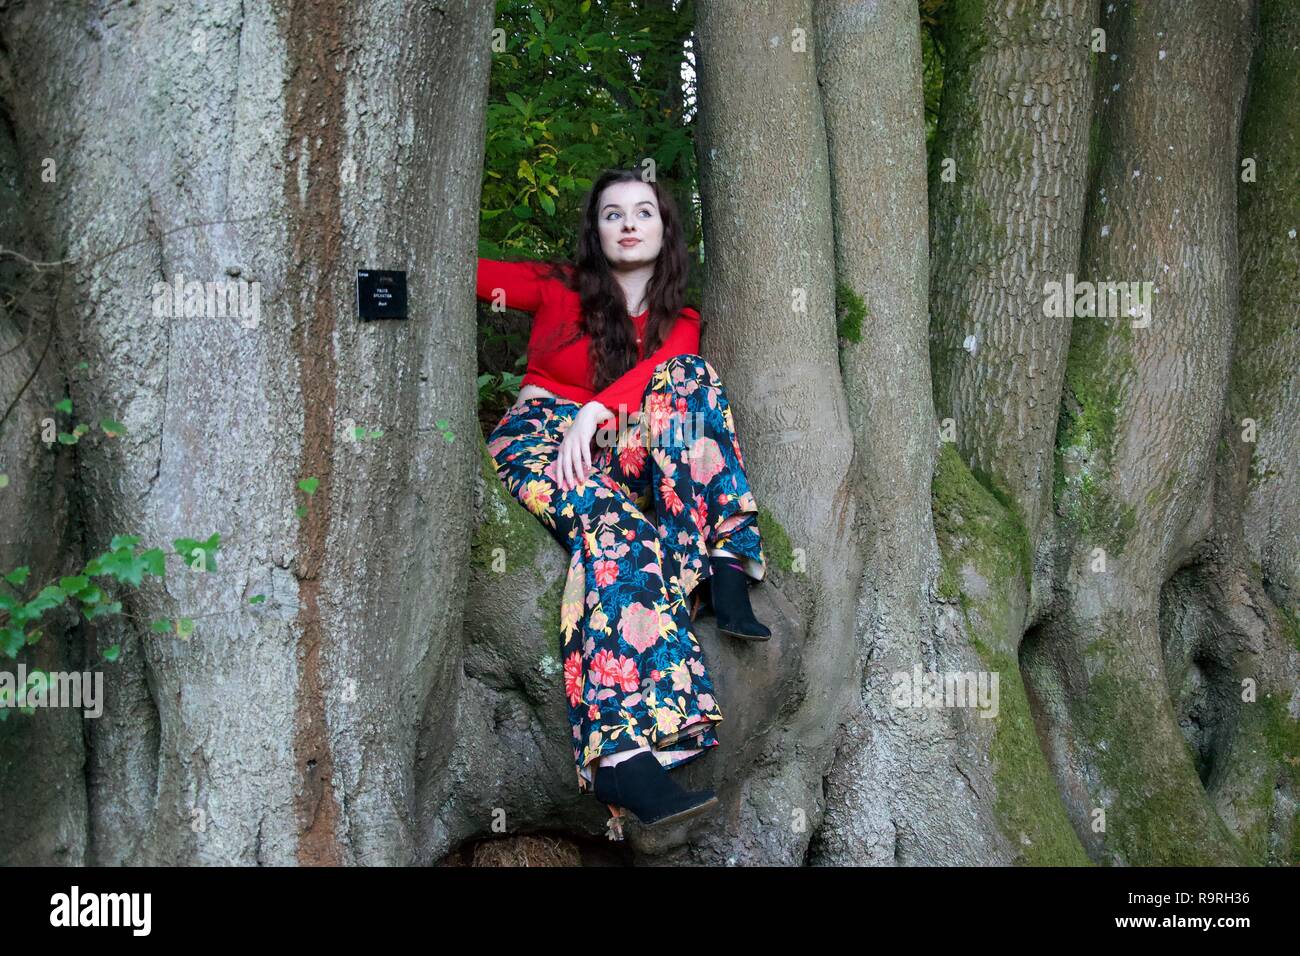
593,751,718,826
706,555,772,641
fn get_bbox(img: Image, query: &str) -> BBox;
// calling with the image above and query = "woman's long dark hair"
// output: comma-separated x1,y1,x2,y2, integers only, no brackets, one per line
542,169,692,394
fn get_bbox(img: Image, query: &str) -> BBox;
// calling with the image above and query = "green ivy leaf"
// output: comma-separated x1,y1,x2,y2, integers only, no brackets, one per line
25,585,66,617
140,548,167,577
173,533,220,573
102,644,121,662
57,432,79,445
4,566,30,587
74,584,103,605
54,397,72,414
298,477,320,496
100,419,128,438
248,594,266,605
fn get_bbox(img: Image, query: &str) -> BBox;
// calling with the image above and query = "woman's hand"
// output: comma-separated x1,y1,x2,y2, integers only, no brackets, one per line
554,401,611,492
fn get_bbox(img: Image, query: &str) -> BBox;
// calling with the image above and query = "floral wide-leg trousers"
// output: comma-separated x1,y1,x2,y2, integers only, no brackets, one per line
486,353,766,793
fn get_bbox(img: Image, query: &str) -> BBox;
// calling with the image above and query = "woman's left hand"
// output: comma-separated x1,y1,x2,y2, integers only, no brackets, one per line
554,401,610,492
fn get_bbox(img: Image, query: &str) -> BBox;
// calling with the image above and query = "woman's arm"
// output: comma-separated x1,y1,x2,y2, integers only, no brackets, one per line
476,257,549,313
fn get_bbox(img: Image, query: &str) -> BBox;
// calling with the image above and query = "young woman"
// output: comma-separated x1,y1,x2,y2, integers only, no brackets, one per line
477,169,771,835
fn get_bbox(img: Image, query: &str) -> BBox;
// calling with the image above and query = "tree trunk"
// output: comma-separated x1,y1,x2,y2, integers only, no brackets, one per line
812,0,1014,865
692,0,861,865
0,111,87,865
0,0,492,864
1022,0,1263,865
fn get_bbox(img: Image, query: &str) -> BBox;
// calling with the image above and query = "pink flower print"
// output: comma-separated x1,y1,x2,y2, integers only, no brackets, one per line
619,440,646,477
698,693,716,712
564,652,583,707
587,703,600,721
595,556,621,587
646,392,674,438
608,655,640,692
654,705,684,736
689,493,708,532
669,661,693,694
590,649,621,686
619,602,665,653
689,437,725,484
660,476,684,516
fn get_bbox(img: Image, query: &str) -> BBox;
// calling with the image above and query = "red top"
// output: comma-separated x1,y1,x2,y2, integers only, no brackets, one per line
476,257,701,433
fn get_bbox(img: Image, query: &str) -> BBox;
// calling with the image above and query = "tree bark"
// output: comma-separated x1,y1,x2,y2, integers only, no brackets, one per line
692,0,861,865
0,0,492,864
1023,0,1261,865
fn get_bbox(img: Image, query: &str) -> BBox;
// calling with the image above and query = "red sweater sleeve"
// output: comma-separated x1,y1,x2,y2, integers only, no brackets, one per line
476,257,549,313
589,309,702,428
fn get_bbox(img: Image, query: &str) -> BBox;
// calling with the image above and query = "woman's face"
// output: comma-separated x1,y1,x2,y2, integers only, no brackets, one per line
596,179,664,271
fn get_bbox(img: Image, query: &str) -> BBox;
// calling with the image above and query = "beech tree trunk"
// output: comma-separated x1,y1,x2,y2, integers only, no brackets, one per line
0,0,492,865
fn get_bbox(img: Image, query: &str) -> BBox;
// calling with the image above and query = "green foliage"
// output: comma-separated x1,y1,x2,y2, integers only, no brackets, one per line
481,0,698,261
919,0,948,149
173,533,221,573
0,533,202,660
478,370,524,407
835,280,867,343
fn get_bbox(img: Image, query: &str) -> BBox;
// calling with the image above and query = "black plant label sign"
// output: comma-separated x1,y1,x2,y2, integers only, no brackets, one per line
357,270,408,321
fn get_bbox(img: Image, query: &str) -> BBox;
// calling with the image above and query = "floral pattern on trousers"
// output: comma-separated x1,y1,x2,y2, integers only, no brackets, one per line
486,353,766,793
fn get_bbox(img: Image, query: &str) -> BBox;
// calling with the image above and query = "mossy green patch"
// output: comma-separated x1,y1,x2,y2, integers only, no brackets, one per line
535,572,567,660
932,443,1032,595
979,646,1091,866
1227,686,1300,868
1073,664,1249,865
471,441,542,573
756,507,796,573
932,445,1085,863
835,280,867,344
1053,312,1137,555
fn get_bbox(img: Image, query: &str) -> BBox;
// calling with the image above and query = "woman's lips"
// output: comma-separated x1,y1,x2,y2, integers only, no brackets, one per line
619,238,641,246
